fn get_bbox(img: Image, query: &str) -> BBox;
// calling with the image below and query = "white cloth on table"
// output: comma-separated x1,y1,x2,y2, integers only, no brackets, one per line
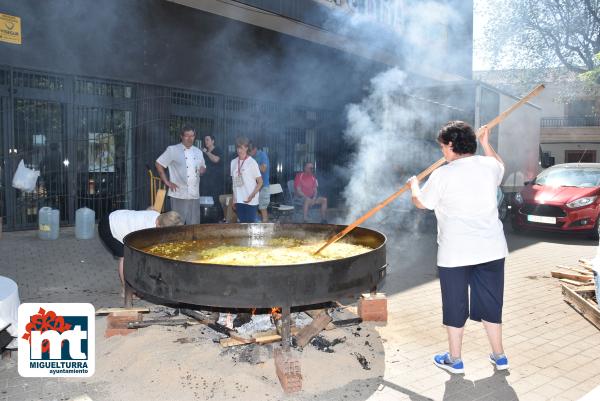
0,276,20,337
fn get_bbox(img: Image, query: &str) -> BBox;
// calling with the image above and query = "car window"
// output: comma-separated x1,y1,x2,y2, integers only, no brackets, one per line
535,167,600,188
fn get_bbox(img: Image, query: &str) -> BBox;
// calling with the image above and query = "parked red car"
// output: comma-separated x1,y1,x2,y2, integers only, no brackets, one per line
511,163,600,239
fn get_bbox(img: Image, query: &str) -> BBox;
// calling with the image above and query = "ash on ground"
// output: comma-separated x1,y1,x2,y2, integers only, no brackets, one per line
221,343,273,365
310,335,347,353
217,312,313,335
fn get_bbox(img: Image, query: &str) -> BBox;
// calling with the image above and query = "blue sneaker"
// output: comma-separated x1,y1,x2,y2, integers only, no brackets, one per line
433,352,464,374
489,353,509,370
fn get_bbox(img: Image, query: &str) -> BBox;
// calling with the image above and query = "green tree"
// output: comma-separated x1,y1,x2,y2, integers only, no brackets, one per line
478,0,600,74
580,53,600,83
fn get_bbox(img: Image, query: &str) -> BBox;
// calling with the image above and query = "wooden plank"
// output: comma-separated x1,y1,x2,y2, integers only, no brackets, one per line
556,265,593,275
551,270,593,282
305,309,335,330
219,328,300,348
559,278,592,287
96,307,150,315
578,259,594,272
180,308,255,344
128,319,198,329
294,313,333,348
562,284,600,330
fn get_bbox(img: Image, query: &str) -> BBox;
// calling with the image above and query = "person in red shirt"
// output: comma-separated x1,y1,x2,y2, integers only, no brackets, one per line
294,162,328,223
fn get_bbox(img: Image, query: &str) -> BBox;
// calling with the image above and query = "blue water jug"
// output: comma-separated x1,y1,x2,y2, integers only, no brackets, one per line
75,207,95,240
38,207,59,240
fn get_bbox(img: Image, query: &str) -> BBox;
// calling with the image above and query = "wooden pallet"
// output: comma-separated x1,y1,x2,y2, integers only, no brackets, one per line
562,285,600,330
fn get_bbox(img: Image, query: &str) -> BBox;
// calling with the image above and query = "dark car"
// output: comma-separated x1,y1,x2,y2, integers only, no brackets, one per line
511,163,600,239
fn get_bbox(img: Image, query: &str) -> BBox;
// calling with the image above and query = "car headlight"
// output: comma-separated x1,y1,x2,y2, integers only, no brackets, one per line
514,193,524,205
566,196,597,209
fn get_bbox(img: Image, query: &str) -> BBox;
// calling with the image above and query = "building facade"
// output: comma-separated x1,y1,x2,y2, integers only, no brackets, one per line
0,0,473,230
475,68,600,166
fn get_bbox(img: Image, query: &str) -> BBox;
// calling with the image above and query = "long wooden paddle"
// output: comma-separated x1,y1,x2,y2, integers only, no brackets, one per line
314,84,545,255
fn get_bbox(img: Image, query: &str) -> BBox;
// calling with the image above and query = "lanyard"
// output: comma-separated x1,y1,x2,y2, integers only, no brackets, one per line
237,157,247,176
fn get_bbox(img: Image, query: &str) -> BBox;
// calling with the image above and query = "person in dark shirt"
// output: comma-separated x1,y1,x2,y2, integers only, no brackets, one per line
201,134,225,221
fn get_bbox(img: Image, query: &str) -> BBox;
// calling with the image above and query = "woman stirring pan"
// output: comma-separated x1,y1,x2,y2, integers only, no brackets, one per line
408,121,509,374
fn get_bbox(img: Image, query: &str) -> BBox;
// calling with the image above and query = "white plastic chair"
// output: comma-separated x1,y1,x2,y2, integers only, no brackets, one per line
269,183,294,221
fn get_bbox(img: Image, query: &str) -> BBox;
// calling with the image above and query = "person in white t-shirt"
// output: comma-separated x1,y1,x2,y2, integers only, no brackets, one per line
408,121,509,374
156,125,206,224
98,209,183,296
230,136,263,223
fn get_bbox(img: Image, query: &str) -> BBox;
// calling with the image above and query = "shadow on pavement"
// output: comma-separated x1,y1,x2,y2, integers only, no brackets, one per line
442,371,518,401
506,226,598,253
380,379,435,400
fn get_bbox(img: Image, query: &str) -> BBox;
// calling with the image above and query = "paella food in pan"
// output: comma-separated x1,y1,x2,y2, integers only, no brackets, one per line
143,237,371,266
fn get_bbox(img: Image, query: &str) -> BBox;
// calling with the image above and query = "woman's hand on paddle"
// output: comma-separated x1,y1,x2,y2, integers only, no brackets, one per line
407,176,419,190
477,125,490,147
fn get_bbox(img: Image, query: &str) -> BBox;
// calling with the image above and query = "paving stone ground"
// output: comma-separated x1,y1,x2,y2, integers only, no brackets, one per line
1,226,599,401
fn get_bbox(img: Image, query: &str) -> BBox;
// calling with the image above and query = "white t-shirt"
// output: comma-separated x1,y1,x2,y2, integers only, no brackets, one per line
109,210,160,244
418,155,508,267
230,156,261,206
156,143,206,199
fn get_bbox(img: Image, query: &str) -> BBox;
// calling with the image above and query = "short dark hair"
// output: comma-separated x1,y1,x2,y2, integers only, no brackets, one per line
181,125,196,136
204,134,215,142
437,121,477,155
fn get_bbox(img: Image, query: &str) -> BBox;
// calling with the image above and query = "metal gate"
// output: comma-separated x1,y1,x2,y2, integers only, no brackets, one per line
0,65,338,231
1,68,70,230
73,77,134,219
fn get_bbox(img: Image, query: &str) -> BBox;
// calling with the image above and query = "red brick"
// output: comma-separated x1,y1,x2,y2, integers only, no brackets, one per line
358,293,388,322
274,349,302,393
104,312,140,338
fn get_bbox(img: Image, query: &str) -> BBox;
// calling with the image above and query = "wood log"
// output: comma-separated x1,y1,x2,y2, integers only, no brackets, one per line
294,312,333,348
220,328,300,348
551,270,593,282
180,308,255,344
96,307,150,315
305,309,335,330
128,319,198,329
332,318,363,327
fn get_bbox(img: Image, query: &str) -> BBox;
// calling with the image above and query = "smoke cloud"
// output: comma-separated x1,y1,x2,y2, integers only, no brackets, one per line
338,68,439,232
334,1,472,240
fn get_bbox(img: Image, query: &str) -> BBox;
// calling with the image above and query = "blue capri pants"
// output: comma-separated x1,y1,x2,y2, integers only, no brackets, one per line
438,258,505,328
